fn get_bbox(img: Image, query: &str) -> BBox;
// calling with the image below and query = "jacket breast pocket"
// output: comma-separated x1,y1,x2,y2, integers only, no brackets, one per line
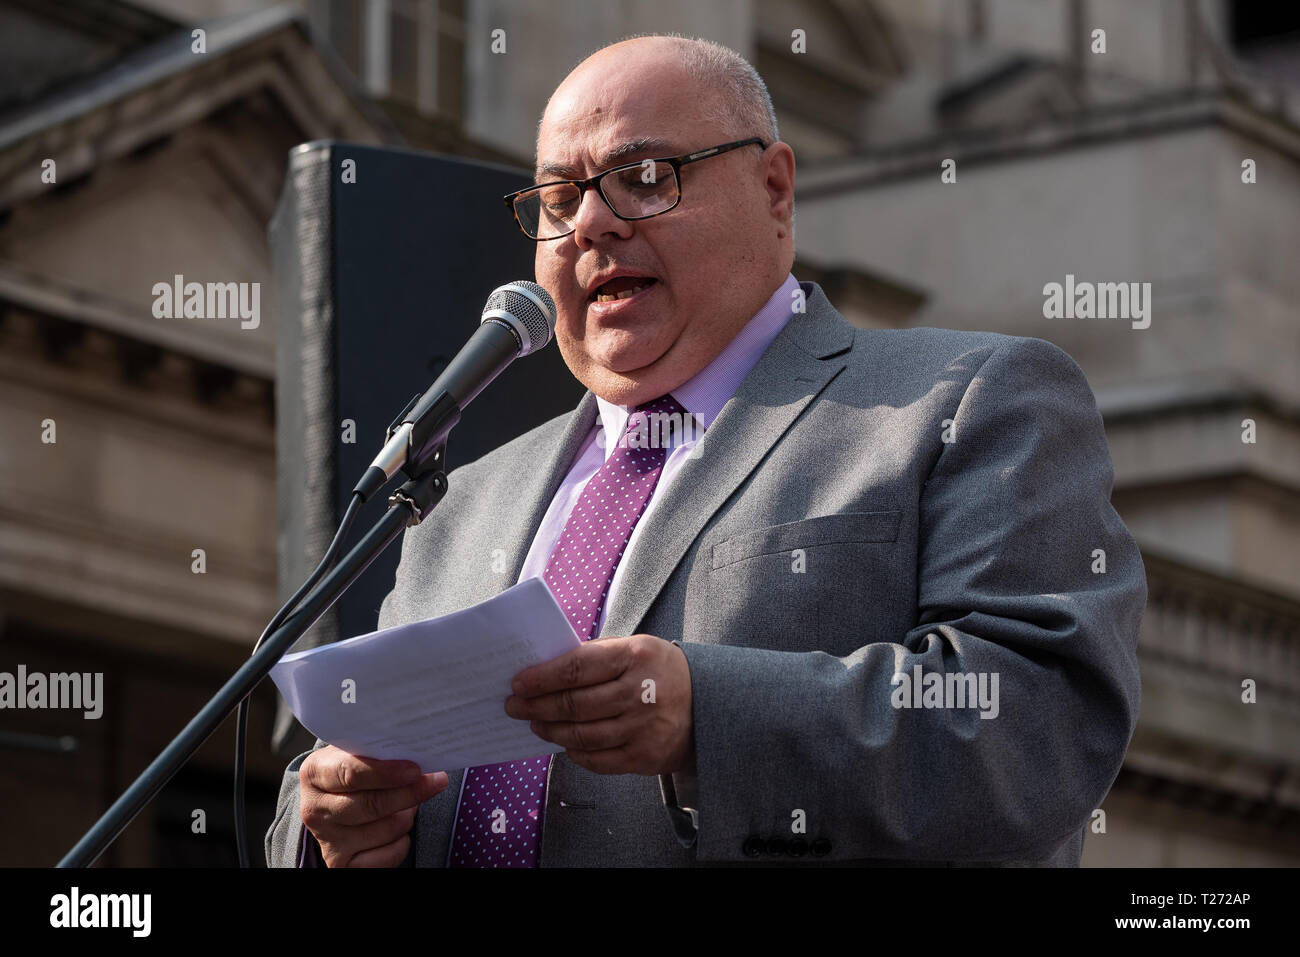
702,511,905,655
711,510,901,569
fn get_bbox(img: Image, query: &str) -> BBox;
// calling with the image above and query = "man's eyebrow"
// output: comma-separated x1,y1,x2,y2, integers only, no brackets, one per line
535,138,678,181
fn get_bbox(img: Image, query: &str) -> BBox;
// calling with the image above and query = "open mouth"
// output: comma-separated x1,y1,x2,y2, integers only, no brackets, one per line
590,276,658,302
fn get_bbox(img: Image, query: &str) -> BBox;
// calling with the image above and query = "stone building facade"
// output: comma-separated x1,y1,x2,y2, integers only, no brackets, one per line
0,0,1295,865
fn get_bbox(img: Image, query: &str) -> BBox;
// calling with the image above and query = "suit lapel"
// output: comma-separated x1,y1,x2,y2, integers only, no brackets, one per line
500,389,600,583
599,283,854,638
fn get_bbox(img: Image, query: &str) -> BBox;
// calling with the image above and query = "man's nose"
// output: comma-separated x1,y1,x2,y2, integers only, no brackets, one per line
570,185,634,246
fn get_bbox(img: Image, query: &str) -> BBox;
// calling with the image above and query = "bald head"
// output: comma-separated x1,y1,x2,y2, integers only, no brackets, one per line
539,35,779,157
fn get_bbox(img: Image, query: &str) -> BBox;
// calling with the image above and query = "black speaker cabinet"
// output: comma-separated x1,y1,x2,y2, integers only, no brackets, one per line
269,142,583,754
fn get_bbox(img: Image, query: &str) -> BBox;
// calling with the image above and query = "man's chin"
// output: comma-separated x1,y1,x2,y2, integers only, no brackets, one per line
581,359,680,407
560,328,687,402
587,337,674,377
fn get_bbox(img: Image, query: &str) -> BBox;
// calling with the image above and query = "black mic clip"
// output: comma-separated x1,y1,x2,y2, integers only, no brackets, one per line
354,392,422,504
385,393,421,442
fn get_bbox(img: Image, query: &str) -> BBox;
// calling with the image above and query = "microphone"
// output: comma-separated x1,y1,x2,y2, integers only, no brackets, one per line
354,280,557,501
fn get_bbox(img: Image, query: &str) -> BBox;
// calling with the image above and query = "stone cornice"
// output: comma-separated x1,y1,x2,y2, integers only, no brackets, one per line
1097,375,1300,425
0,263,272,380
797,88,1300,198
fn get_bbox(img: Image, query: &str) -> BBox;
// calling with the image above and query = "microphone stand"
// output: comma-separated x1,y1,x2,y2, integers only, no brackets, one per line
58,452,448,868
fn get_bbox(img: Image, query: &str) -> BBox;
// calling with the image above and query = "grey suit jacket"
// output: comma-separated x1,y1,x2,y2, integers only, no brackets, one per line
266,281,1144,867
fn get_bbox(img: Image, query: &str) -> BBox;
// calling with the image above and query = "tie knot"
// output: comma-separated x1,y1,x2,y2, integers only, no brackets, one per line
614,393,688,457
630,392,685,420
625,393,687,438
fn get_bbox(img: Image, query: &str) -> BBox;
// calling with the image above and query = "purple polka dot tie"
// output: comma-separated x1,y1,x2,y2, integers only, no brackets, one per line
448,394,687,867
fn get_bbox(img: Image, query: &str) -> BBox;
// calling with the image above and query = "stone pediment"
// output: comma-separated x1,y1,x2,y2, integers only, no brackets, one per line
0,5,395,368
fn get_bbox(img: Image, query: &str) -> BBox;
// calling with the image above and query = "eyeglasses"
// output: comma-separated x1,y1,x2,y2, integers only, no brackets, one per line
504,137,767,241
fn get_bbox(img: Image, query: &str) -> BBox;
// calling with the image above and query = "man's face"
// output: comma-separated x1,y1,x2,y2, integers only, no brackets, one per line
532,43,793,407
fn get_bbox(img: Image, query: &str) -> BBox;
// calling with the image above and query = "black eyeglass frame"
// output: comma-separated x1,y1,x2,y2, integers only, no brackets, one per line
503,137,768,241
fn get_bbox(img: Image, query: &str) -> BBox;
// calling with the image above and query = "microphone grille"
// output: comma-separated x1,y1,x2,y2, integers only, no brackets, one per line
482,281,556,356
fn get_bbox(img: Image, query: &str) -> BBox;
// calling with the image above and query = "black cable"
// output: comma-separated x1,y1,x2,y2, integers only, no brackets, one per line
234,491,366,867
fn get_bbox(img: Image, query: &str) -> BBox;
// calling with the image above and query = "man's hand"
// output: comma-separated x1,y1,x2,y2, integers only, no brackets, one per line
506,634,695,776
299,746,449,867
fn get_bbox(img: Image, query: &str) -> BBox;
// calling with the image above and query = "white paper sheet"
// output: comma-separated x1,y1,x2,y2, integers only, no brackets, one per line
269,577,581,771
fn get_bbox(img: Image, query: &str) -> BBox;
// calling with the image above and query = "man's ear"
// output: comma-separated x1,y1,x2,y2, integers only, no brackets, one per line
763,142,796,234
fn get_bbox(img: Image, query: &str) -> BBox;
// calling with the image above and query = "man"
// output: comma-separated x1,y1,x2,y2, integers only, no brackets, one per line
266,34,1144,867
